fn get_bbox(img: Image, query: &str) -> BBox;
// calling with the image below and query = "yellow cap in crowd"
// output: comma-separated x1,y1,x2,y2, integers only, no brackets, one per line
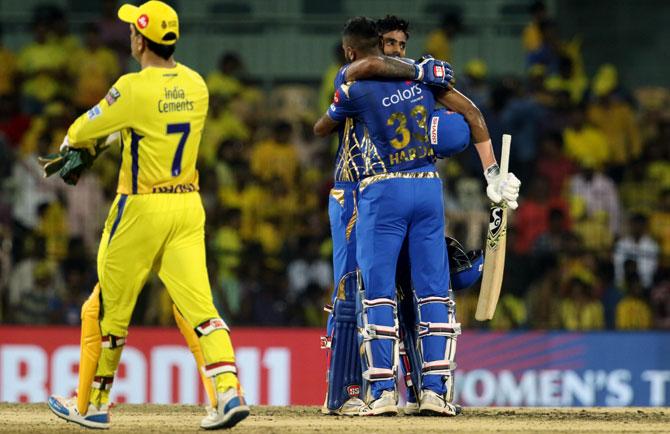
118,1,179,45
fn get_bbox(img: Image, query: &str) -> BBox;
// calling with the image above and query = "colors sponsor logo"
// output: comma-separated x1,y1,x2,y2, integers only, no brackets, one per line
382,84,423,107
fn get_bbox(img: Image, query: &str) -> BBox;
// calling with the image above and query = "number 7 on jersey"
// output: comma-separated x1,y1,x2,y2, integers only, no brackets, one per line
167,122,190,177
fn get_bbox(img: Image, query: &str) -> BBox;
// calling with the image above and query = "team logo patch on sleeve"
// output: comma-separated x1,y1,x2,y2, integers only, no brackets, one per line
105,87,121,106
87,105,102,120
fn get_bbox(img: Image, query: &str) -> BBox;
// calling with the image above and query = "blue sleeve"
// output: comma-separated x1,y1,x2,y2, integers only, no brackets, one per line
333,65,348,88
327,83,358,122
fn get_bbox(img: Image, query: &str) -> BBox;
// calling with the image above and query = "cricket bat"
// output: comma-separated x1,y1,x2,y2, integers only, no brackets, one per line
475,134,511,321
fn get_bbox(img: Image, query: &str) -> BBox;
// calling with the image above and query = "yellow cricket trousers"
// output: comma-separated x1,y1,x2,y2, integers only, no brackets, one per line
92,192,237,403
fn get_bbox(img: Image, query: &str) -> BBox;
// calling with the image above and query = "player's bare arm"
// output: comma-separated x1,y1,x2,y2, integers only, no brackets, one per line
345,55,453,88
435,87,520,209
435,87,495,169
313,112,340,137
344,55,414,81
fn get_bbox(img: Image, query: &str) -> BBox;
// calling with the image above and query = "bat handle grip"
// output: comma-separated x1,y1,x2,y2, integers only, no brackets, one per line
500,134,511,177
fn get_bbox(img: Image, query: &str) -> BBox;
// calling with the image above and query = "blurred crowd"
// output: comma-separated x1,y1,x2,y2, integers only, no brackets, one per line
0,2,669,331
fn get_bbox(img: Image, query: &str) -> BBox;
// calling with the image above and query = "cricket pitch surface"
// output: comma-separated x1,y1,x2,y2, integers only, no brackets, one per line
1,403,668,433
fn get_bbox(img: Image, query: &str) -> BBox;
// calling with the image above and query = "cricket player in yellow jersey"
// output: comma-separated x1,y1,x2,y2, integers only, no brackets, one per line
47,1,249,430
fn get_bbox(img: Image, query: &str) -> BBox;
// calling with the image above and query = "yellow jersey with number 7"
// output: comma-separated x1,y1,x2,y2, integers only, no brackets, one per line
66,63,208,195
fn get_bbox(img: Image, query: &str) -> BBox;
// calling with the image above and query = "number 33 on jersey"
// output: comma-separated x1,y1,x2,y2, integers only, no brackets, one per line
65,63,209,195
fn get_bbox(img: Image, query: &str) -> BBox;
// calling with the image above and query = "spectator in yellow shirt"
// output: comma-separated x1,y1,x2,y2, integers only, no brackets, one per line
48,5,81,54
588,65,642,179
36,199,69,261
20,101,73,156
559,277,605,330
615,273,653,330
250,121,300,188
19,102,63,155
563,104,610,169
17,15,69,109
200,93,250,165
70,24,120,110
425,12,463,63
206,52,244,102
522,1,547,52
544,56,588,105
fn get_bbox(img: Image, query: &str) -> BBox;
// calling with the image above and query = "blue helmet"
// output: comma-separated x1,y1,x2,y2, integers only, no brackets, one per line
447,236,484,290
429,109,471,158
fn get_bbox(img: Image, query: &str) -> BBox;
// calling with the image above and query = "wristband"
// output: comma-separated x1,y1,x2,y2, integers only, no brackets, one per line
414,64,424,81
484,163,500,182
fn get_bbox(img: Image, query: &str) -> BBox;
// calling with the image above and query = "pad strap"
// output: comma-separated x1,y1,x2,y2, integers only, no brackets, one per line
362,367,395,382
361,324,399,341
92,375,114,391
203,361,237,377
422,360,457,376
417,296,453,306
195,318,229,337
101,335,126,349
417,321,462,338
363,298,397,308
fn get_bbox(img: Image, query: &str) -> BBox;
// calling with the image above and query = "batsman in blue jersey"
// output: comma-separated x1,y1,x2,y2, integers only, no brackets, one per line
315,17,521,416
320,44,461,416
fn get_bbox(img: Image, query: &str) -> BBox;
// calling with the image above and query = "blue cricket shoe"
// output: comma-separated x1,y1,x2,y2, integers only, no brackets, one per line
48,395,110,429
200,388,250,429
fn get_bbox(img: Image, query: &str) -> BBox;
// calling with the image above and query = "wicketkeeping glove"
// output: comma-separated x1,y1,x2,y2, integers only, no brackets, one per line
58,148,98,185
414,55,454,88
484,163,521,210
38,135,111,185
37,151,68,178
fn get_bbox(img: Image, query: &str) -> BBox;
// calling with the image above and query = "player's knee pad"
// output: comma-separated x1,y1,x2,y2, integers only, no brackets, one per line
416,294,461,398
357,284,399,402
323,270,362,412
194,318,237,378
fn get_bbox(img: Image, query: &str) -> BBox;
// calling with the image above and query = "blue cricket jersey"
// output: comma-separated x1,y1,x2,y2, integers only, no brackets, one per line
328,71,439,177
332,65,367,182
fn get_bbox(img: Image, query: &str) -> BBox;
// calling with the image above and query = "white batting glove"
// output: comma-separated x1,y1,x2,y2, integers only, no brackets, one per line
484,164,521,210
